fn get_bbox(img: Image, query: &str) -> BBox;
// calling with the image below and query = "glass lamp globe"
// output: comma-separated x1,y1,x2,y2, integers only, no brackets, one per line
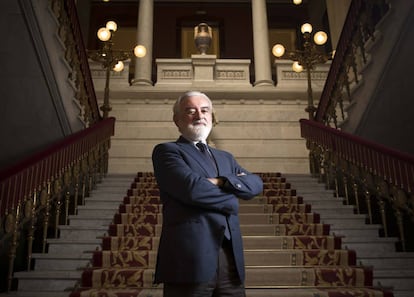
113,61,124,72
292,61,303,73
134,45,147,58
106,21,117,32
97,27,111,41
293,0,302,4
301,23,313,34
314,31,328,45
272,44,285,58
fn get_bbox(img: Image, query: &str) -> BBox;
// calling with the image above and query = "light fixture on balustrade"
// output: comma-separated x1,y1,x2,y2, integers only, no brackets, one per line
272,23,330,119
95,21,146,71
273,23,328,73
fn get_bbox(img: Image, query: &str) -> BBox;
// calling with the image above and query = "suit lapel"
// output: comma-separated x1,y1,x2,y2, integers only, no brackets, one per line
176,136,217,176
209,148,224,175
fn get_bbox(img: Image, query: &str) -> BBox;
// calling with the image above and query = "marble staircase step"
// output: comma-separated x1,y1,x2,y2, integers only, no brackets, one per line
337,234,398,254
82,266,375,288
311,205,354,215
46,238,101,254
242,236,337,249
83,197,125,206
285,174,413,297
238,204,309,213
239,224,328,236
318,213,368,226
91,186,129,192
243,196,304,204
92,249,354,268
330,225,381,238
32,253,92,271
13,270,81,292
8,173,413,297
67,215,113,227
58,225,108,240
357,252,414,268
243,249,354,266
109,223,329,237
76,205,120,216
373,269,414,291
238,213,318,224
0,174,136,297
244,266,371,287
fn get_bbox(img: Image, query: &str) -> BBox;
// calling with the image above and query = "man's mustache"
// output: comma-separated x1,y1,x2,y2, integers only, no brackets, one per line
192,119,207,125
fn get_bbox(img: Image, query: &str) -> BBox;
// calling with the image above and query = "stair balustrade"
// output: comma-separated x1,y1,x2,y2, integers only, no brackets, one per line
52,0,101,124
315,0,389,126
0,117,115,292
300,118,414,252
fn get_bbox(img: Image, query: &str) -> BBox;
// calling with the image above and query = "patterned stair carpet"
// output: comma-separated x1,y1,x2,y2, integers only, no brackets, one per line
70,172,394,297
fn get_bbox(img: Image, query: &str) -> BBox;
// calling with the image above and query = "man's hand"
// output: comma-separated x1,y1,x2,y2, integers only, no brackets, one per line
207,177,225,187
208,173,246,187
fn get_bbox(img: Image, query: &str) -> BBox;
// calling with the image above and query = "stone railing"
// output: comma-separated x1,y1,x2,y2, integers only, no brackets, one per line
156,55,251,87
89,55,331,96
274,59,330,90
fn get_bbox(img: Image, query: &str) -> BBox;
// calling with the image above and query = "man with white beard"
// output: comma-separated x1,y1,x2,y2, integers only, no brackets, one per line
152,91,263,297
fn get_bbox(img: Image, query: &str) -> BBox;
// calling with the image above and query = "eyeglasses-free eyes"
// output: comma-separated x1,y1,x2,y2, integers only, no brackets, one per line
184,107,211,116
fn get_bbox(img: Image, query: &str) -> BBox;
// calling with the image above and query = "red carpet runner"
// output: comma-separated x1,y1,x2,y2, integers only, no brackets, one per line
70,172,394,297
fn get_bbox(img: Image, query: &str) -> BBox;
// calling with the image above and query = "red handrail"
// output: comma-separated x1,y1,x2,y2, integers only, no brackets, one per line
0,117,115,219
300,118,414,194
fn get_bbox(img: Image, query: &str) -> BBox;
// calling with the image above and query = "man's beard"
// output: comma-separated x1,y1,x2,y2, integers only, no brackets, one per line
180,122,212,141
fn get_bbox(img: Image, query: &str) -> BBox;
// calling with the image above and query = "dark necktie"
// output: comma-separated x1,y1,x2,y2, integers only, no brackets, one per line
196,142,230,239
196,142,217,171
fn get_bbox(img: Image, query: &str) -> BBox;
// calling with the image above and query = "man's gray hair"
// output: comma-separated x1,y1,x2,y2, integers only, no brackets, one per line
173,91,212,115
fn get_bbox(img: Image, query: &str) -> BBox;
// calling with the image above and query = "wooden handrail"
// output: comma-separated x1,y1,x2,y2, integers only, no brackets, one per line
301,0,412,251
0,117,115,291
300,118,414,251
300,119,414,193
0,117,115,218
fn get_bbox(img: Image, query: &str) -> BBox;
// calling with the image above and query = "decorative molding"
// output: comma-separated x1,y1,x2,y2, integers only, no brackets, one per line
281,70,328,81
160,69,192,79
216,70,246,80
155,57,251,86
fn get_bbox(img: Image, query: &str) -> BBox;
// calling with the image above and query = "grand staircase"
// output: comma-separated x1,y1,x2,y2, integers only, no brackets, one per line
0,174,136,297
3,172,414,297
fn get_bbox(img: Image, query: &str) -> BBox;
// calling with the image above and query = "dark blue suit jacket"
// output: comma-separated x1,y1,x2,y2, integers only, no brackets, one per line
152,136,263,284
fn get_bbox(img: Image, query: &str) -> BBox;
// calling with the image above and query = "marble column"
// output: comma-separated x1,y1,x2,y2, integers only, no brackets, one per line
251,0,273,86
132,0,153,85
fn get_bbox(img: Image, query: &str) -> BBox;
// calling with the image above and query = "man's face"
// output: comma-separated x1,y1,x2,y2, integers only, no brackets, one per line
174,95,213,141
